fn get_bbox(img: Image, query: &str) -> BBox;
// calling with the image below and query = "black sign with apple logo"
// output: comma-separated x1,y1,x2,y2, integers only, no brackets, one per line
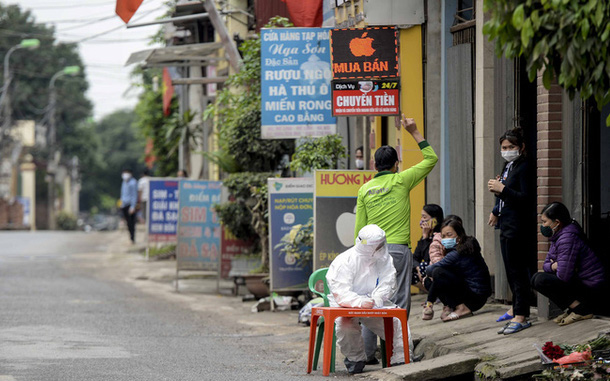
330,27,399,80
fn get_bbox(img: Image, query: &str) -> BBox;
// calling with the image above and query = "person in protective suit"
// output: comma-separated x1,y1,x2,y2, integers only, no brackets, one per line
326,224,406,374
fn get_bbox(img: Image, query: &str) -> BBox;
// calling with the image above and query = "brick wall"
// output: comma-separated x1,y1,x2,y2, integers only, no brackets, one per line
536,75,563,270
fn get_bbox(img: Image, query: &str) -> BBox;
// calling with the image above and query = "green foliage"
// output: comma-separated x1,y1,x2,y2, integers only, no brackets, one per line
133,68,179,177
274,217,313,269
215,201,256,241
148,244,176,259
56,211,77,230
290,134,346,173
203,20,294,174
483,0,610,125
78,110,143,212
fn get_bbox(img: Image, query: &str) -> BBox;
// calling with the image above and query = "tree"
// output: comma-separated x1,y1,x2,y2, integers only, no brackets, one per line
483,0,610,124
132,68,180,177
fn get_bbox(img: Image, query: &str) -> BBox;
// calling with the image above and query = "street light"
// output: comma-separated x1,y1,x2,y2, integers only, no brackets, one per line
46,65,80,230
0,39,41,121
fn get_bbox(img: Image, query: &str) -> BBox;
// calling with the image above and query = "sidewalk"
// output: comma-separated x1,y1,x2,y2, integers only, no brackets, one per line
106,228,610,380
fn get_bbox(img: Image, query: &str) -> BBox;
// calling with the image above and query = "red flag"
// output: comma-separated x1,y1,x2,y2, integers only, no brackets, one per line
144,138,156,168
116,0,144,23
162,67,174,117
282,0,322,27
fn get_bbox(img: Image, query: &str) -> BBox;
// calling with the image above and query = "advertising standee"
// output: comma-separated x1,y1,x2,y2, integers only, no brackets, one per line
332,79,400,116
313,170,376,269
176,180,223,277
268,178,314,291
147,178,179,243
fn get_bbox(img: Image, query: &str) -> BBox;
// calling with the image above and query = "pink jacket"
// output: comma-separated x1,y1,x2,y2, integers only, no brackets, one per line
429,232,446,264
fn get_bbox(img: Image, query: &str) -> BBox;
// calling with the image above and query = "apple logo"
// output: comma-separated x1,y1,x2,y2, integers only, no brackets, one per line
336,205,357,247
349,32,376,57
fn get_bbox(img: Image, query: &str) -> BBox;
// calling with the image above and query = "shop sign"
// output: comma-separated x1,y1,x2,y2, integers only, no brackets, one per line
332,79,400,116
330,26,399,80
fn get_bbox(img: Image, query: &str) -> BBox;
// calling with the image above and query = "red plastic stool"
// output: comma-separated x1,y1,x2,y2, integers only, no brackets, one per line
306,306,410,376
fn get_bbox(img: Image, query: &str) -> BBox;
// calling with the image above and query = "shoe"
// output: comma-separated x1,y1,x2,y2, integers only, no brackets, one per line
440,306,453,320
344,358,366,374
497,322,510,334
557,312,594,326
365,357,379,365
496,312,514,322
422,301,434,320
503,321,532,334
553,310,570,324
390,362,405,366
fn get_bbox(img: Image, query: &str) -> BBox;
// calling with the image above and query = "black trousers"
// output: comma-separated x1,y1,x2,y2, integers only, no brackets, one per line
122,206,136,242
500,236,534,317
427,266,487,312
531,272,604,315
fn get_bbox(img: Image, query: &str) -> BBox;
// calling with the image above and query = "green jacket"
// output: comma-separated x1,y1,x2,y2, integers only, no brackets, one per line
354,141,438,246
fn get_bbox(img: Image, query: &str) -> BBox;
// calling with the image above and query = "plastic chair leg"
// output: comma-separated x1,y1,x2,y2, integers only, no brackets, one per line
331,330,336,373
313,319,324,370
380,338,387,367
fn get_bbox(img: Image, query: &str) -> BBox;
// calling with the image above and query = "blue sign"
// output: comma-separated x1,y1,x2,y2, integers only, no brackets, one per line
176,180,223,271
147,179,179,243
268,178,314,291
261,27,336,139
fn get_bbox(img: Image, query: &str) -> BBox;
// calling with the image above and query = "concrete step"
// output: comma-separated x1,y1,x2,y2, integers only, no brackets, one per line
360,352,480,381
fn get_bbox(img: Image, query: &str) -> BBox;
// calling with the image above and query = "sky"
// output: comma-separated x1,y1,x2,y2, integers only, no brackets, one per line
10,0,168,120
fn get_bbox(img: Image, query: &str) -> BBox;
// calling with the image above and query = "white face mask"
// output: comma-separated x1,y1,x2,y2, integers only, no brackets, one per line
355,159,364,169
501,150,520,162
122,173,131,181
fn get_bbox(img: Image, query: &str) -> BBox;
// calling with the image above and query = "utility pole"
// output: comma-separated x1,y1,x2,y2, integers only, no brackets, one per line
46,66,80,230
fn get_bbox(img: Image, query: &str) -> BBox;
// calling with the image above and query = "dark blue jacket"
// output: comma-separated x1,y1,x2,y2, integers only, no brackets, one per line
543,222,605,288
427,237,492,297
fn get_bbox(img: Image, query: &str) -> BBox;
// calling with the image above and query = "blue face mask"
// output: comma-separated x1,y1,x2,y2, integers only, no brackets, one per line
441,238,457,249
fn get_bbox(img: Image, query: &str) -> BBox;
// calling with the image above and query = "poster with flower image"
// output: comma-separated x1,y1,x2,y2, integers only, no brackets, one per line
268,178,314,291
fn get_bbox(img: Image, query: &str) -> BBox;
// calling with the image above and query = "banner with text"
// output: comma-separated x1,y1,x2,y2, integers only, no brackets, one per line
261,27,336,139
176,180,223,271
147,178,179,243
332,79,400,116
313,170,375,269
220,226,254,279
268,178,314,291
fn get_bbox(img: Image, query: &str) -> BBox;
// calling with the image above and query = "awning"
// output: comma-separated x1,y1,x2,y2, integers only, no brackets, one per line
125,42,223,66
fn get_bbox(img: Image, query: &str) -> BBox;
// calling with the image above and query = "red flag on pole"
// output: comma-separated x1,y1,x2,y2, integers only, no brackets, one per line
162,67,174,117
281,0,322,27
116,0,144,23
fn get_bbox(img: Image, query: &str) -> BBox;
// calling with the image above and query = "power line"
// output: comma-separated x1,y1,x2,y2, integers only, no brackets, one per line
31,1,116,10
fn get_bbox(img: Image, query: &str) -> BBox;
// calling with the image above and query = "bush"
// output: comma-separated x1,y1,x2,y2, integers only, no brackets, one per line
56,211,77,230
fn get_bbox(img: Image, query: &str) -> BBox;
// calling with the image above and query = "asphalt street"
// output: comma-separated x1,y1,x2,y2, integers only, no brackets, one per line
0,231,331,381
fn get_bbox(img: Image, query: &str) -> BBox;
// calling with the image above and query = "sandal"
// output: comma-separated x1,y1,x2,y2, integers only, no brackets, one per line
422,302,434,320
552,310,570,324
503,321,531,334
496,312,514,322
497,322,510,334
442,311,473,322
557,312,594,326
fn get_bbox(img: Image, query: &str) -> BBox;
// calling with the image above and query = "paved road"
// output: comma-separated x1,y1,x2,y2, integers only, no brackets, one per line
0,231,330,381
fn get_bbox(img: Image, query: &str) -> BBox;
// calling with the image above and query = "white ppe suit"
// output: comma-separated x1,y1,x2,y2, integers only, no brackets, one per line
326,224,408,365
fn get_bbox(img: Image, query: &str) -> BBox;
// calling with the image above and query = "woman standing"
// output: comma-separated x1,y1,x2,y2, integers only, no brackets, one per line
488,128,536,334
532,202,606,326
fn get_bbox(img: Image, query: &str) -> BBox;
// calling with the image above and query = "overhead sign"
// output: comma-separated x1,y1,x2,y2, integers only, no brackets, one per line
176,180,223,271
313,170,375,269
332,79,400,116
147,178,179,243
330,27,399,80
261,27,337,139
268,178,314,291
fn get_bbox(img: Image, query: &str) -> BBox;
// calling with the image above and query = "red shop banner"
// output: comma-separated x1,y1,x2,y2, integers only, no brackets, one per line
331,79,400,116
